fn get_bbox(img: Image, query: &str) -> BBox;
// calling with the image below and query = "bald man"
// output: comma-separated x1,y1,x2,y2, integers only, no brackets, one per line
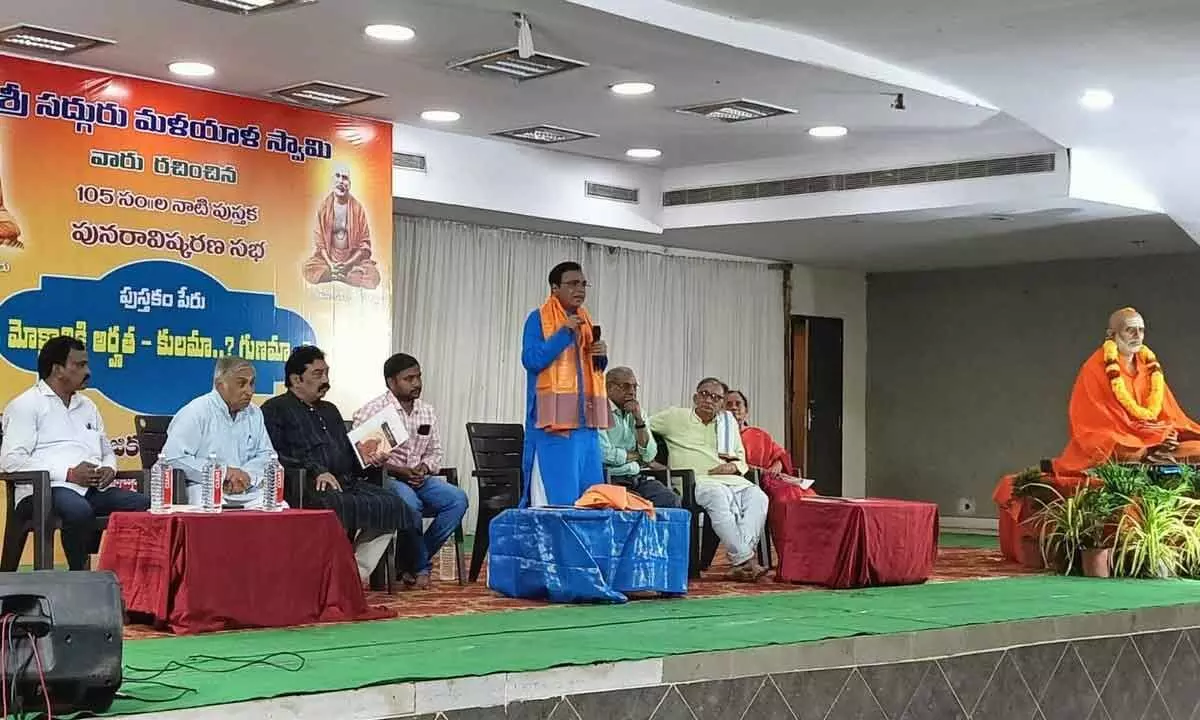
1053,307,1200,474
302,165,380,289
598,367,680,508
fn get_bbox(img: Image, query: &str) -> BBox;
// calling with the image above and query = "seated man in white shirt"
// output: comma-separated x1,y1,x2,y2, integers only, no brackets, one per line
0,336,150,570
160,356,278,508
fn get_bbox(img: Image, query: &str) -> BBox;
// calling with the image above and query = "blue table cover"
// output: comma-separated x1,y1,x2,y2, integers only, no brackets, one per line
487,507,691,603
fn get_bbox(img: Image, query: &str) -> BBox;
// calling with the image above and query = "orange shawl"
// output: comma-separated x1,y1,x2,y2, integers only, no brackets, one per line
575,484,655,518
535,296,609,432
1053,346,1200,475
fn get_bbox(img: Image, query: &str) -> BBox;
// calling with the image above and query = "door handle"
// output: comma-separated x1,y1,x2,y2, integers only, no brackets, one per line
806,408,813,430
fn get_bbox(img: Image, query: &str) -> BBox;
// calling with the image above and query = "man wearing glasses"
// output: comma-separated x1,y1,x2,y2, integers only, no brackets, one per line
650,377,769,581
599,367,680,508
520,262,610,507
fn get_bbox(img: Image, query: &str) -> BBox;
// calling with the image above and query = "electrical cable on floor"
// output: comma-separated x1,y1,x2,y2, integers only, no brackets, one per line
117,651,306,705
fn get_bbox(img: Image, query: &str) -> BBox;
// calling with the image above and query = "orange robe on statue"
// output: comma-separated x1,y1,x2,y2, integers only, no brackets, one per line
1053,347,1200,474
994,346,1200,560
0,177,22,247
301,193,380,289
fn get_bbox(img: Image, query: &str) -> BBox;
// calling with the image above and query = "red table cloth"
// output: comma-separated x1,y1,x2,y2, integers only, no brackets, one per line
97,509,394,634
771,497,938,588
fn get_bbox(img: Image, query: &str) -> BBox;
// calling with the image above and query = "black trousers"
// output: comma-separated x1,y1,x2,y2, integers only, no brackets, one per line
610,474,682,509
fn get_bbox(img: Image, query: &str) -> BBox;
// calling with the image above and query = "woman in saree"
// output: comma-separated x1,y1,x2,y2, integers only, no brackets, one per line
725,390,816,501
726,390,816,580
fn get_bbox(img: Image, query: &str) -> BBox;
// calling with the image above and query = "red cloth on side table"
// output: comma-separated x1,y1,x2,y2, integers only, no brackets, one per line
772,497,938,589
98,509,395,634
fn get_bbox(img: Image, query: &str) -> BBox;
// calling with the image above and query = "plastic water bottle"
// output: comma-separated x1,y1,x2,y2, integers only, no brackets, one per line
149,459,167,513
201,453,222,512
262,457,283,512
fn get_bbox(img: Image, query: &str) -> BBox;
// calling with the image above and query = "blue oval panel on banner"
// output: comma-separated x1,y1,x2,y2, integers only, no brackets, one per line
1,259,316,415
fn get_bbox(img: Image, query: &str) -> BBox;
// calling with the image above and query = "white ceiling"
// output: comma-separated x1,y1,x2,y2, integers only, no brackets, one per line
602,0,1200,244
663,202,1194,272
1,0,1010,168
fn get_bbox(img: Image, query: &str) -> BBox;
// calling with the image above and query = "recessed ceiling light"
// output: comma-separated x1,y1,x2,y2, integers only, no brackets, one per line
1079,88,1114,111
420,110,460,123
808,125,848,138
168,61,215,78
626,148,662,159
364,24,415,42
610,82,655,96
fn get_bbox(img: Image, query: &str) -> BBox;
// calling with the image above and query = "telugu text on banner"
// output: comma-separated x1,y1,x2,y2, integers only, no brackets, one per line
0,54,393,470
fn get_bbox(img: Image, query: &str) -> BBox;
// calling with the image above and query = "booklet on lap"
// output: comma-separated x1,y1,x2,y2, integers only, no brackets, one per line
348,406,409,468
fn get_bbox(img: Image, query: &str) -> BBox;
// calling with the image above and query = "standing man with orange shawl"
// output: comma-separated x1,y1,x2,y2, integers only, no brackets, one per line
520,262,611,506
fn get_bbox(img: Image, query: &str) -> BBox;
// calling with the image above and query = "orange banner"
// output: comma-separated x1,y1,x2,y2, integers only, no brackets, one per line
0,53,393,555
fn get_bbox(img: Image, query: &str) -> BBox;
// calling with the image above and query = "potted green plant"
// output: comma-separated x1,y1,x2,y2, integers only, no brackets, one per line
1030,484,1090,575
1111,486,1200,578
1079,486,1121,577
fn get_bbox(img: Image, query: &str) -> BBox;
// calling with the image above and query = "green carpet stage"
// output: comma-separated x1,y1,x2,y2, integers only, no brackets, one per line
111,573,1200,718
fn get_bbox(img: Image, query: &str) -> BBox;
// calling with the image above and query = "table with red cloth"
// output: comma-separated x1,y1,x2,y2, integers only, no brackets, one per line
771,497,938,589
97,509,395,634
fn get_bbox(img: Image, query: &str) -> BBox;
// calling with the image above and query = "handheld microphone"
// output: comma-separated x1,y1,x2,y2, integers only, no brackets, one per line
591,325,604,369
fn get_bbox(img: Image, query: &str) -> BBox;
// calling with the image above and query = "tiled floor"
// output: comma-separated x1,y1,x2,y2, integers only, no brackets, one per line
410,628,1200,720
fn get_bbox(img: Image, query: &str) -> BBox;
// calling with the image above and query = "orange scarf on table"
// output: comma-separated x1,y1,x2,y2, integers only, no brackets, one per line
575,484,655,518
535,296,610,433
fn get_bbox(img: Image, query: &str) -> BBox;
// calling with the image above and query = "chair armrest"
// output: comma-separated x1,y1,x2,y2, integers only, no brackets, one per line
745,468,762,486
471,468,521,509
284,468,306,508
0,471,53,569
116,469,149,494
472,468,521,482
603,467,613,484
669,468,697,509
644,468,670,484
0,471,51,486
442,467,459,487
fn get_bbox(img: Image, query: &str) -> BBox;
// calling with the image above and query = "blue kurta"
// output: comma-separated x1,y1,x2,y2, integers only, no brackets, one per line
520,309,605,506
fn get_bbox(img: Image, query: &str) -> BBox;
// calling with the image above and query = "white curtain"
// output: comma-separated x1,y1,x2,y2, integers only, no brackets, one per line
392,216,786,529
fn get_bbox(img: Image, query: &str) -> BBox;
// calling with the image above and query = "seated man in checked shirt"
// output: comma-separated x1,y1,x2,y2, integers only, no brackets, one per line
353,353,468,589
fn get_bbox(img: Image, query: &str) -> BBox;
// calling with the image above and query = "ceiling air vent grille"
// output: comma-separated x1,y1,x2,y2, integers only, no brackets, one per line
0,24,114,57
493,125,596,145
448,48,587,82
270,81,385,109
392,152,427,173
675,98,796,123
662,153,1057,207
585,182,639,204
176,0,317,15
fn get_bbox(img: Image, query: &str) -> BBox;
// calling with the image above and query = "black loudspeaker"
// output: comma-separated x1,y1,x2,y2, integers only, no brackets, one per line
0,570,123,714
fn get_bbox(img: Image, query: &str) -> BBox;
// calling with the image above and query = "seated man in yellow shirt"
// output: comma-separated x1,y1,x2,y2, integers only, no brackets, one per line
649,377,768,581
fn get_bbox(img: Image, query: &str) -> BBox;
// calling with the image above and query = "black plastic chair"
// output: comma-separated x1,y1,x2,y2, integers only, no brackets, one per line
0,422,148,570
133,415,189,502
464,422,524,582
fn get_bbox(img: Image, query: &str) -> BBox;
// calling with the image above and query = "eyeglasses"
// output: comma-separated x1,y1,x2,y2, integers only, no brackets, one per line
610,382,638,391
696,390,723,403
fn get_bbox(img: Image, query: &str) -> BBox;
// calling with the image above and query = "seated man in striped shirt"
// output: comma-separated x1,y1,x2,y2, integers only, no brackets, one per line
354,353,468,589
